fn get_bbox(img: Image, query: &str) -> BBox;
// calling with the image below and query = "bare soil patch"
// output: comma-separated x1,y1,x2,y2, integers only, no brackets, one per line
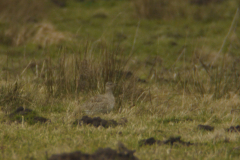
226,125,240,132
73,116,121,128
6,106,49,124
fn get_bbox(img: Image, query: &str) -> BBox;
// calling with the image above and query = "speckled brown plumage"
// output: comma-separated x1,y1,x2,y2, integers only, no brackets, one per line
75,82,115,115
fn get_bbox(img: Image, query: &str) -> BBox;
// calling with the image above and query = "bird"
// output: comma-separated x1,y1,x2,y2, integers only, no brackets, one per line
75,82,116,115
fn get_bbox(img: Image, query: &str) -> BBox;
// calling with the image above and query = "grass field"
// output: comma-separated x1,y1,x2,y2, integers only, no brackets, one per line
1,0,240,159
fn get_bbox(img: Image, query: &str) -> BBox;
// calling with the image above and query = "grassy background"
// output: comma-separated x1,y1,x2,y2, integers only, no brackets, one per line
1,0,240,159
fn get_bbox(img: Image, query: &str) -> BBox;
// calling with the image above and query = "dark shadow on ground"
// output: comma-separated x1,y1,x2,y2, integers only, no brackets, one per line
48,142,138,160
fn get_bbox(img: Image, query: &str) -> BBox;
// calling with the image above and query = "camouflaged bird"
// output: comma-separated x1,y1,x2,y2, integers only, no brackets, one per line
76,82,115,115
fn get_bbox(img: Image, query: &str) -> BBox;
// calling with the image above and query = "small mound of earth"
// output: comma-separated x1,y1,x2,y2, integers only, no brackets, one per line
49,142,138,160
139,136,194,147
198,124,214,131
73,116,126,128
6,106,49,124
226,125,240,132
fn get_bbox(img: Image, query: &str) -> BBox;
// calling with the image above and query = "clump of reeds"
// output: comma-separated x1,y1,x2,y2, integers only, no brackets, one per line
26,42,149,110
168,51,240,100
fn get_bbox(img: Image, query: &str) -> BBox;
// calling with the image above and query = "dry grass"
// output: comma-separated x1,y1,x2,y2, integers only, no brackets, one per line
32,22,69,47
1,88,240,159
1,34,240,159
1,52,240,159
0,0,68,46
1,0,240,159
2,21,69,46
0,82,33,112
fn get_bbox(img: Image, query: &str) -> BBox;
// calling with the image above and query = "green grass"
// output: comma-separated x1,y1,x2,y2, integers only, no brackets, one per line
1,0,240,159
1,108,240,159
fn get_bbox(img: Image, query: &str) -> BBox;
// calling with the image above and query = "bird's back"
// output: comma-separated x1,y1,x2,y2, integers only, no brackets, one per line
82,92,115,115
